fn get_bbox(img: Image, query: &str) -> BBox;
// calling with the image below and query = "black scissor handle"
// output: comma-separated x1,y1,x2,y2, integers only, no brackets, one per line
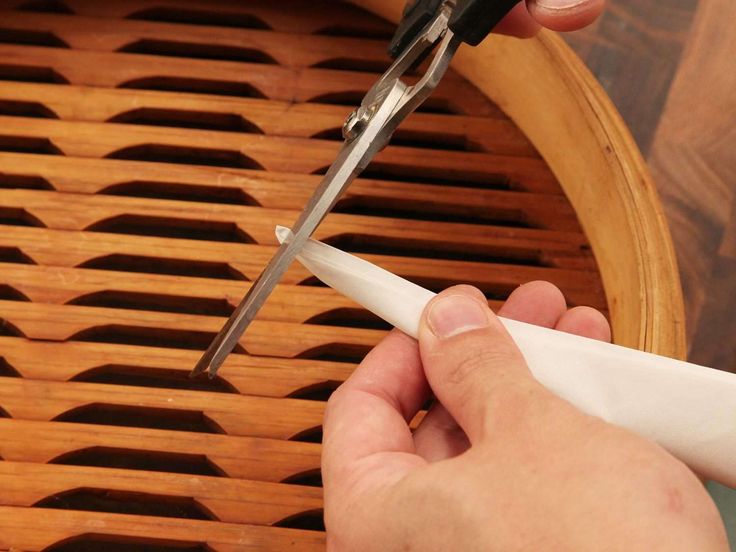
449,0,521,45
388,0,521,57
387,0,443,59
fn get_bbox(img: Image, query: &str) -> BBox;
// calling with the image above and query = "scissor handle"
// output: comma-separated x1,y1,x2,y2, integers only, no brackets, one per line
388,0,521,57
449,0,521,45
387,0,443,58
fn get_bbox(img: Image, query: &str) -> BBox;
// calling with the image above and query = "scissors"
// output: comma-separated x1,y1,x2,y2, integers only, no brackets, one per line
191,0,521,378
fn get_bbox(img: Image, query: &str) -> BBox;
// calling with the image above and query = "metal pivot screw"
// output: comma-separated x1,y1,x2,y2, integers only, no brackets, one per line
342,106,373,141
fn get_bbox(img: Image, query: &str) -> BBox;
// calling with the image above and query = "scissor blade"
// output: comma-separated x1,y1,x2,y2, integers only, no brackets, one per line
191,80,408,379
191,143,356,379
189,154,365,378
190,235,303,378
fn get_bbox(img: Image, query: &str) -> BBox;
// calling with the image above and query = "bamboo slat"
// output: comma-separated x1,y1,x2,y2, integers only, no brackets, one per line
0,262,364,320
0,506,326,551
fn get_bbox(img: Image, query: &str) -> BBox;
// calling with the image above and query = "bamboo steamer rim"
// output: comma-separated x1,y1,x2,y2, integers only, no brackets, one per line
353,0,686,359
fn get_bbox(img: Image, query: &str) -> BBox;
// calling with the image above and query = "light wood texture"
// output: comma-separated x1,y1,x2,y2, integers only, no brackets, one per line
0,261,506,317
0,187,592,269
0,376,324,439
0,151,580,230
0,42,496,114
0,299,384,358
0,336,354,398
0,115,556,191
0,262,365,321
0,506,325,551
0,82,533,156
1,0,396,37
0,9,391,69
0,186,579,253
0,461,322,526
0,418,320,481
0,226,605,306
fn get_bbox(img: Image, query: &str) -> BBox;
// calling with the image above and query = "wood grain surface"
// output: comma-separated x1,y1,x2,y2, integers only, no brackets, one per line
566,0,736,372
563,0,699,153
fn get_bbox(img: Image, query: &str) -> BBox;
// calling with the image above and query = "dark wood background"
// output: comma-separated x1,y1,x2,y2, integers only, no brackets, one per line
563,0,735,372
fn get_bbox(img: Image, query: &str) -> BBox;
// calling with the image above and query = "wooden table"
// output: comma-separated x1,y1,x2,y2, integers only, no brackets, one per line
567,0,736,541
566,0,736,373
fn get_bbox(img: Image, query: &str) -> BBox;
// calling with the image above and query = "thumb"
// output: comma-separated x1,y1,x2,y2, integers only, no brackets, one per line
418,286,540,444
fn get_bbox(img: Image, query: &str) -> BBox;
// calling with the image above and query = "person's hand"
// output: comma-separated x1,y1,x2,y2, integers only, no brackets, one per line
496,0,605,37
322,282,728,551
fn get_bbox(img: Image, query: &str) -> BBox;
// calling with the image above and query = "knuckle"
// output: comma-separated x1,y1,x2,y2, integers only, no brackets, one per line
434,345,517,415
441,342,519,387
324,384,347,420
444,351,491,386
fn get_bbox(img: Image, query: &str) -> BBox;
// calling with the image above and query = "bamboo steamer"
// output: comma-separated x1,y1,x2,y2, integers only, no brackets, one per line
0,0,685,549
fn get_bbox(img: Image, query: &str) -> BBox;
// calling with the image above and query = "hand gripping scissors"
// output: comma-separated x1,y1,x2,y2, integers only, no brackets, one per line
191,0,521,378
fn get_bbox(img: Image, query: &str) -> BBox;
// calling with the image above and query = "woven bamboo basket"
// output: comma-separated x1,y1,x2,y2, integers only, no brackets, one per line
0,0,685,549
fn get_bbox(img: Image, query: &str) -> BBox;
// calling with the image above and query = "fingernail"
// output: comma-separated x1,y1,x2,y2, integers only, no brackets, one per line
427,295,490,339
534,0,587,10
